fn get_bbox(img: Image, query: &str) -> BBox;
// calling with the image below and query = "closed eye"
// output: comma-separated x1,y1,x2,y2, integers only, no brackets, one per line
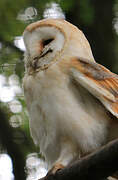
43,38,54,47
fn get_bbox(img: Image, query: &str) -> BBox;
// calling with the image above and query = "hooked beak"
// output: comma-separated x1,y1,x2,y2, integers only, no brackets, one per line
31,48,53,69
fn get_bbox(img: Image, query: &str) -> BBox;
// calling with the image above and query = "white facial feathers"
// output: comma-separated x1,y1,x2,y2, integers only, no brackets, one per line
23,19,95,73
23,26,65,71
23,26,65,56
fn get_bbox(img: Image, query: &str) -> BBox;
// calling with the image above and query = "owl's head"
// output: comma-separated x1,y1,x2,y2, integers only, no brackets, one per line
23,19,94,73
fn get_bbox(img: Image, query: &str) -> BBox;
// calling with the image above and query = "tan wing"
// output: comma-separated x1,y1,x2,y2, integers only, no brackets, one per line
70,57,118,118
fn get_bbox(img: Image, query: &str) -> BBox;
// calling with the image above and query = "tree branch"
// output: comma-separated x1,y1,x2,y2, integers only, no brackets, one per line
40,139,118,180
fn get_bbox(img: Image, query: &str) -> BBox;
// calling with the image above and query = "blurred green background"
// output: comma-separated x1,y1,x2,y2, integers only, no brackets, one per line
0,0,118,179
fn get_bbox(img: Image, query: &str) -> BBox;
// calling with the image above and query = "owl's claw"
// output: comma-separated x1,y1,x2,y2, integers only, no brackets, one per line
47,163,65,176
39,163,65,180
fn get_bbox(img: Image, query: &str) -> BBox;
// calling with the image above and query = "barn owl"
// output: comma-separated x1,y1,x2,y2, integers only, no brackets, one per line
23,19,118,176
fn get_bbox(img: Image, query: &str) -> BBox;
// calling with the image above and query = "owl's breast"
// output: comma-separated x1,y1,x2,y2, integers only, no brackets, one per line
23,64,110,165
23,65,73,163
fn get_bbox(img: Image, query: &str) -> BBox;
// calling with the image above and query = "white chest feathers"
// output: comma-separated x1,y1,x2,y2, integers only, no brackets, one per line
23,64,110,168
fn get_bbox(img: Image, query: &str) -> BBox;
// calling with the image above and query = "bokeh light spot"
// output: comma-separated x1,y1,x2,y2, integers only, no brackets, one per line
9,100,22,113
43,3,65,19
9,115,22,128
26,153,47,180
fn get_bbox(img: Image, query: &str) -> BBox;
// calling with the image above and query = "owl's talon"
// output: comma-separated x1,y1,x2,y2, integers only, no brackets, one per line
38,164,64,180
46,163,65,177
